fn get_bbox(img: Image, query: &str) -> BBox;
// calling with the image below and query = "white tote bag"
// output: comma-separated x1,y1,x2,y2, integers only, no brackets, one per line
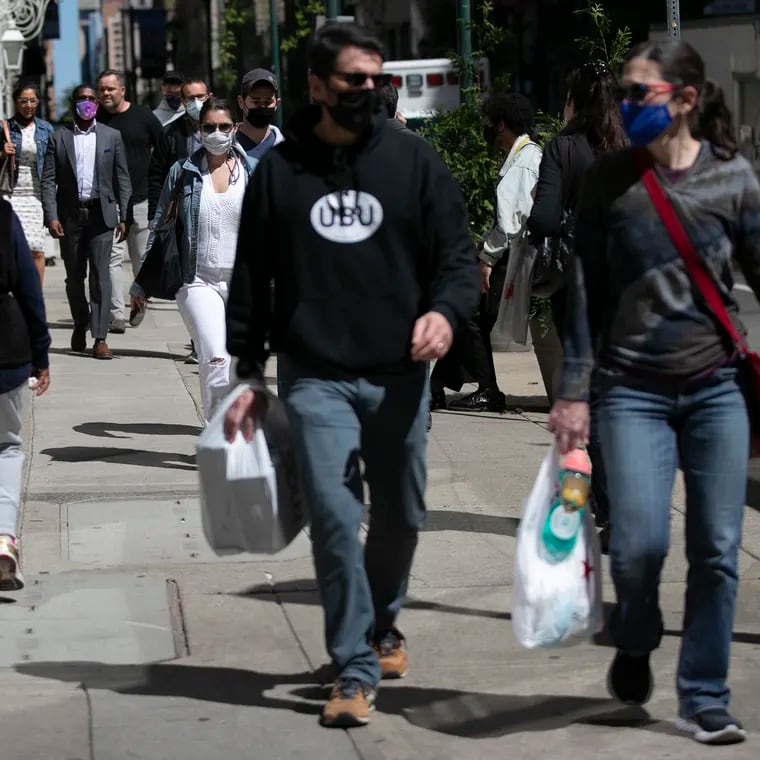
512,443,603,648
197,384,307,555
492,235,537,346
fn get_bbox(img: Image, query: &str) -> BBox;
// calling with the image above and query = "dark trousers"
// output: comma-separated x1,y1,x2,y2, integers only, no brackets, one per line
431,263,505,393
60,203,114,341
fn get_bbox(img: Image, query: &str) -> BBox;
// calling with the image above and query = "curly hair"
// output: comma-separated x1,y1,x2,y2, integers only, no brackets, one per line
482,93,535,138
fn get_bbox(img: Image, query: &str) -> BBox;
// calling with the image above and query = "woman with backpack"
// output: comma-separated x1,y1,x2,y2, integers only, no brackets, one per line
550,40,755,745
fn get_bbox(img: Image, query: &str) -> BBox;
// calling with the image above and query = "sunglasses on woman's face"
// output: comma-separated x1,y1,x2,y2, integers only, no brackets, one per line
200,122,235,134
333,71,393,88
614,82,680,104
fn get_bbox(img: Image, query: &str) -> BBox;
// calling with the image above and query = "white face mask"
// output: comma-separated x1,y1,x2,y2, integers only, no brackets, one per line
201,130,234,156
185,98,205,121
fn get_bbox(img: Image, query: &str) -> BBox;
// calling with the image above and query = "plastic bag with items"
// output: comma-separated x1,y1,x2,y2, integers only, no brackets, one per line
492,235,538,346
197,384,307,555
512,443,603,648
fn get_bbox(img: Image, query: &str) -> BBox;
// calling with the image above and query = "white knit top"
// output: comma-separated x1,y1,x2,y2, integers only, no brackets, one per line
196,159,246,277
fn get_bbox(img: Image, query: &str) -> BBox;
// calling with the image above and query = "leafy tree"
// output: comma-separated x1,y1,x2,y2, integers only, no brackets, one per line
418,1,508,240
217,0,254,100
574,1,632,71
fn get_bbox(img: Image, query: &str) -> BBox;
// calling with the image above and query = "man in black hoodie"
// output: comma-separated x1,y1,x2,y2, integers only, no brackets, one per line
224,23,477,729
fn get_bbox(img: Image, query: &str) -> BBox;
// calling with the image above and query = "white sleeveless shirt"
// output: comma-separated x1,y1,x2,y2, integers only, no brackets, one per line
196,159,246,277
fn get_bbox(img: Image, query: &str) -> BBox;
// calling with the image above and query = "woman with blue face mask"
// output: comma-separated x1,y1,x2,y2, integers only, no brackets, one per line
131,98,258,421
549,41,757,746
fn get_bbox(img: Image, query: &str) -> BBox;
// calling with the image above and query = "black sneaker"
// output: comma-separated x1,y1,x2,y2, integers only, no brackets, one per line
676,708,747,745
607,651,653,705
447,388,507,413
598,523,610,555
430,389,447,411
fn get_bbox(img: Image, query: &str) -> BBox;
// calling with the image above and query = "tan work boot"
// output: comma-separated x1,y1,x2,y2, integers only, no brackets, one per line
321,678,376,728
372,628,408,679
0,535,24,591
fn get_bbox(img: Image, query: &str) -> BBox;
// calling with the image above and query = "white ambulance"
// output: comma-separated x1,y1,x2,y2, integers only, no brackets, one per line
382,58,491,121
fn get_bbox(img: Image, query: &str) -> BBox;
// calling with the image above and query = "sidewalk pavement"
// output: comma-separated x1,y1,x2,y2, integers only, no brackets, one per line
2,261,759,759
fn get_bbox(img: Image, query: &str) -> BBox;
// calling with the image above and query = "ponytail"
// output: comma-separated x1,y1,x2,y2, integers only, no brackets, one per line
695,80,737,159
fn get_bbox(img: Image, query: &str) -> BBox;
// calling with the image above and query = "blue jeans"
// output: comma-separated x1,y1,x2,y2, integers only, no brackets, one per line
597,366,748,718
278,357,429,687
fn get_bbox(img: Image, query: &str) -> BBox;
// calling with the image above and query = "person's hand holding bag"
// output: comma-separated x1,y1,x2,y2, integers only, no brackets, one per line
548,399,590,454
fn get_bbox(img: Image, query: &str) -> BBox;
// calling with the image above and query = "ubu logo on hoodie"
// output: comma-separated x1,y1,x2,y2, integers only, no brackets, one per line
310,190,383,244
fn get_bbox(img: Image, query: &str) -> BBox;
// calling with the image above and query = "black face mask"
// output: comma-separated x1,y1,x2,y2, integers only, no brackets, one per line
483,124,499,146
246,107,276,128
166,94,182,110
327,89,382,134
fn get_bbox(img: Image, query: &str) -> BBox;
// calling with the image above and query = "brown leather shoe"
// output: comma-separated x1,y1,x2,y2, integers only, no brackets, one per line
93,340,113,360
372,628,408,679
71,326,87,352
321,678,375,728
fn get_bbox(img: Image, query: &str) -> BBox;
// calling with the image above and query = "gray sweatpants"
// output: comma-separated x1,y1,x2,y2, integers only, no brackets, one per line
0,384,24,537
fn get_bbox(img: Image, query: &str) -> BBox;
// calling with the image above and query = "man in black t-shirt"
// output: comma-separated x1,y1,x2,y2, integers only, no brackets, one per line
97,69,163,332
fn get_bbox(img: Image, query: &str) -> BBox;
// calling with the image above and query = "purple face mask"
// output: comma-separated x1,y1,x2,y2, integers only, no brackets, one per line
75,100,98,121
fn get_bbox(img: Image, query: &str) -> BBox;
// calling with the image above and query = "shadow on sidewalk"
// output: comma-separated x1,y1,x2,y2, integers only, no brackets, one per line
16,661,666,738
235,579,509,622
48,347,185,361
425,510,520,536
39,445,196,471
14,662,322,715
73,422,202,439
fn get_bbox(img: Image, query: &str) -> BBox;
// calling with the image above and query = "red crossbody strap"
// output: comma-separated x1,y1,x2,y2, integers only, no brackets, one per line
634,149,746,351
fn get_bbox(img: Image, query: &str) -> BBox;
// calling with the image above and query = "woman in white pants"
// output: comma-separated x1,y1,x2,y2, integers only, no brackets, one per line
0,200,51,590
132,99,257,421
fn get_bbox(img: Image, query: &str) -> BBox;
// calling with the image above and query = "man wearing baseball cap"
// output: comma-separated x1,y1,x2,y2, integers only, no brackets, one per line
236,68,285,160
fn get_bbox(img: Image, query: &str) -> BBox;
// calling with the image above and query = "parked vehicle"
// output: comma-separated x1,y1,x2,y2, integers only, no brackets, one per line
382,57,491,122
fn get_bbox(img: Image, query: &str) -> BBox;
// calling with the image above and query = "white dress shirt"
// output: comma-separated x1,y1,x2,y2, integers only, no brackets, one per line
479,133,542,266
73,121,99,201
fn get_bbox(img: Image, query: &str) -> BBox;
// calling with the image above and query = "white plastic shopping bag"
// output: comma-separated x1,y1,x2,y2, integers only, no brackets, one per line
512,442,603,648
492,236,537,346
197,384,307,555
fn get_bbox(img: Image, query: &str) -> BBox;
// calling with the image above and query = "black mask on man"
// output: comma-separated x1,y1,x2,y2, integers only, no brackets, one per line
327,89,382,134
483,124,500,146
246,107,276,128
166,94,182,110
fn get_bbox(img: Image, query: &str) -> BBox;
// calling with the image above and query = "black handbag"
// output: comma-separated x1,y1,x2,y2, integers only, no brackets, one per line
531,135,577,297
532,208,575,297
134,170,185,300
0,120,16,197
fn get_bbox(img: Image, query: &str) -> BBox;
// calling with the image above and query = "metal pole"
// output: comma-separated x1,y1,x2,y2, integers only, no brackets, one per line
326,0,339,21
268,0,282,126
667,0,680,40
458,0,472,91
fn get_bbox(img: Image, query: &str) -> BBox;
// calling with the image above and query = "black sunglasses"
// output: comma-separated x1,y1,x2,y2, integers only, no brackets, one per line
333,71,393,88
200,122,235,134
613,82,680,104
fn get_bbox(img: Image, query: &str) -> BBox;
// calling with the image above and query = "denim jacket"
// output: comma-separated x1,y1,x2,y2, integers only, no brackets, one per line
131,143,257,297
6,117,55,181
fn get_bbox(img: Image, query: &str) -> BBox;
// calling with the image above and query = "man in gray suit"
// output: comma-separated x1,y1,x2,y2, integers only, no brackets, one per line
42,84,132,360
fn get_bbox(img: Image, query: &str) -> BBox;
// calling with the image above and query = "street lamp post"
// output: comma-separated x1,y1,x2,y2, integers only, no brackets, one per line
0,0,53,119
458,0,473,92
667,0,680,39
